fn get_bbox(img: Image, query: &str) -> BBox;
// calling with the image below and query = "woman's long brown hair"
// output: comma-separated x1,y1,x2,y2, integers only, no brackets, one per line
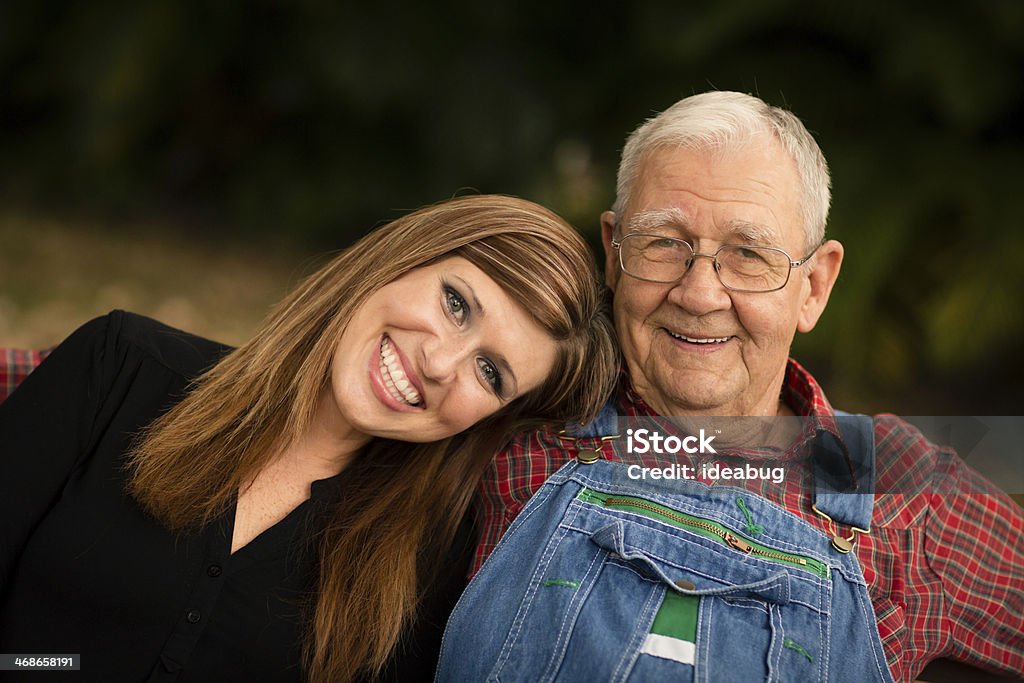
126,195,619,682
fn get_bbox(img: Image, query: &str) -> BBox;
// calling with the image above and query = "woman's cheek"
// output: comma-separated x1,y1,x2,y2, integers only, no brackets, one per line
440,390,493,434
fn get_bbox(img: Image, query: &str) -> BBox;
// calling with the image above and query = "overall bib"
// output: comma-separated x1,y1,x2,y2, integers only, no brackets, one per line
437,409,894,682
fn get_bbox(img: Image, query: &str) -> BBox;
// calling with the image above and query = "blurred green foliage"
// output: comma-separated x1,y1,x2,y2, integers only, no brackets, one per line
1,1,1022,413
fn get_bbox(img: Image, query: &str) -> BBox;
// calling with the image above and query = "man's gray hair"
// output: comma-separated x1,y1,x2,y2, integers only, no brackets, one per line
612,91,831,249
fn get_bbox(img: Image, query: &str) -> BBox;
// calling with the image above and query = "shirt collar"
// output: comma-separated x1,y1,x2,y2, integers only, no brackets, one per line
613,359,850,461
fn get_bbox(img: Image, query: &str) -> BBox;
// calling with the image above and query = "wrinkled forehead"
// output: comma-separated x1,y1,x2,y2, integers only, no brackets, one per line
623,207,784,246
625,143,805,249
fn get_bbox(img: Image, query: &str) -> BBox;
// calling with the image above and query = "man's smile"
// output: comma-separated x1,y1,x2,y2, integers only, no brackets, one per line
664,329,733,345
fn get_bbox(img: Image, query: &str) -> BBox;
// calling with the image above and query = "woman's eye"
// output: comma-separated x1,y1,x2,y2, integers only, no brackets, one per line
477,357,503,395
444,286,468,324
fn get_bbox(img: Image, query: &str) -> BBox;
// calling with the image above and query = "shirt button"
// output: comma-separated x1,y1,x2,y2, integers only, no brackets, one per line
186,610,201,624
207,564,222,577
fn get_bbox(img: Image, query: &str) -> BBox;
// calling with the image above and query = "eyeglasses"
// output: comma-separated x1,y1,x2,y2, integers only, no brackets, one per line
611,233,823,293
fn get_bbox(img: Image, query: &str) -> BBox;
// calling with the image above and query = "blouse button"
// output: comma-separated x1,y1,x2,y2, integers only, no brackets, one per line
186,610,201,624
207,564,222,577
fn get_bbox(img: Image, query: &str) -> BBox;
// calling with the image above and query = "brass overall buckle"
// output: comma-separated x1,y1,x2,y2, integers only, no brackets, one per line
811,503,871,554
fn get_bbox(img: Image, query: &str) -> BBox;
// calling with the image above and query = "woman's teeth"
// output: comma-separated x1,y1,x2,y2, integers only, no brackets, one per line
379,337,422,406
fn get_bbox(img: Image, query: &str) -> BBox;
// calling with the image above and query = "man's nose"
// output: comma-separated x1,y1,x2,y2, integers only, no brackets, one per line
666,254,732,314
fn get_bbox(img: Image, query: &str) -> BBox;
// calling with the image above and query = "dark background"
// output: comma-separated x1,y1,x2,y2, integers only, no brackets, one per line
1,1,1022,415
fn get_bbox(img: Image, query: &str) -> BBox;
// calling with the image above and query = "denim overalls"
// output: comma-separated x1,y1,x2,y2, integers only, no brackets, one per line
437,408,894,682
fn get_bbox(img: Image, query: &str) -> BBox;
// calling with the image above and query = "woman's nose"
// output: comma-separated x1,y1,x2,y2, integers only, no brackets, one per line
420,336,469,385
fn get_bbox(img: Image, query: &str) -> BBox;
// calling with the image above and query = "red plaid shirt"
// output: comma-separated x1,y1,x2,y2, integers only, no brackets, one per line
0,348,50,404
474,359,1024,682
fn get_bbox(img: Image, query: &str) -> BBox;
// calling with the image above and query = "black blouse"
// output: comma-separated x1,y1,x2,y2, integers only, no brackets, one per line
0,311,473,682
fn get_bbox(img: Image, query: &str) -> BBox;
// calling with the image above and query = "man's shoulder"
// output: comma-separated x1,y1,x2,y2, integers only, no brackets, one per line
864,413,993,527
868,413,954,474
494,427,575,472
869,412,929,441
476,428,576,506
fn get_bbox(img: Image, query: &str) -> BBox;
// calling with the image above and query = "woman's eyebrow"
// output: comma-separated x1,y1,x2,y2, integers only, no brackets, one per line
451,274,484,316
451,274,519,398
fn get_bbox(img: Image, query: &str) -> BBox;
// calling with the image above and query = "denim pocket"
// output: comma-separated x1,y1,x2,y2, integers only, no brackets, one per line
580,495,830,683
587,517,826,682
484,492,830,682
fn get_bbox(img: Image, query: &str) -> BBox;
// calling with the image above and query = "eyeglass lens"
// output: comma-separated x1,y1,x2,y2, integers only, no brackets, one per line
619,234,791,291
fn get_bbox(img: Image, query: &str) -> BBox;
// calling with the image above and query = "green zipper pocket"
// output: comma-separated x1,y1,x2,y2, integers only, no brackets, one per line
577,488,830,580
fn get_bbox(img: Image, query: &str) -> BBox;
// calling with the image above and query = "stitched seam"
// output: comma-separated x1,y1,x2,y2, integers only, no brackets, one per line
769,603,784,683
436,481,563,677
565,511,823,612
853,566,893,681
737,496,765,536
819,569,829,682
604,557,664,583
610,582,663,682
570,472,836,565
491,490,583,677
697,596,711,683
720,599,769,615
540,540,606,682
570,471,829,542
566,507,818,579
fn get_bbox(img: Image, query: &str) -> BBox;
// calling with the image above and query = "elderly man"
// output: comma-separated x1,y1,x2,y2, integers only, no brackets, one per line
438,92,1023,682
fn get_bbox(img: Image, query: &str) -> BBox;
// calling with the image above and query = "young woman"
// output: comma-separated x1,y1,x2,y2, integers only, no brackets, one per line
0,195,619,682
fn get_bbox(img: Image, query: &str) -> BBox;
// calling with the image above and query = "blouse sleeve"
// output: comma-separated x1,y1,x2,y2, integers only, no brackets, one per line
0,313,117,589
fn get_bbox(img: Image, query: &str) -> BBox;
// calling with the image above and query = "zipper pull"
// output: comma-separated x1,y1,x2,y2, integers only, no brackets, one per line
724,532,753,554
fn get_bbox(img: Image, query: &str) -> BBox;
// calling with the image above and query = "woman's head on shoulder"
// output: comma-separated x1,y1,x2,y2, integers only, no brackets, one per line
128,195,619,683
275,194,618,444
330,254,558,442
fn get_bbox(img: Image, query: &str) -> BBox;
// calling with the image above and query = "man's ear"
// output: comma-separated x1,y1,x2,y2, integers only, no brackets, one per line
797,240,843,333
600,210,621,292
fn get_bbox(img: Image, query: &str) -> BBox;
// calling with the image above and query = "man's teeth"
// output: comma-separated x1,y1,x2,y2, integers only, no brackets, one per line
379,337,422,406
668,331,730,344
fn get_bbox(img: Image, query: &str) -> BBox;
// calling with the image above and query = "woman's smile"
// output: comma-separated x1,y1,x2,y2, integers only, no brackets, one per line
374,334,424,409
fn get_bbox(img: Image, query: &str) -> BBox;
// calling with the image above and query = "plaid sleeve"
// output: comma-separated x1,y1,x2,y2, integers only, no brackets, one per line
926,444,1024,676
868,415,1024,680
1,348,52,404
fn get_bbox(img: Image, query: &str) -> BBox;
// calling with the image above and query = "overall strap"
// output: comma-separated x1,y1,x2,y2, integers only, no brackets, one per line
566,400,619,439
812,411,876,531
567,403,877,530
